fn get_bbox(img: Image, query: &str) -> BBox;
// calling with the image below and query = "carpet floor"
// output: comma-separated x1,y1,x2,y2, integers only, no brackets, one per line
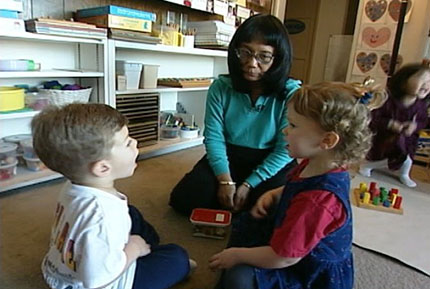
0,146,429,288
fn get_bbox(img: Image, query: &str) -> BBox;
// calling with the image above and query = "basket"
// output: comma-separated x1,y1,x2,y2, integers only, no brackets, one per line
38,87,92,106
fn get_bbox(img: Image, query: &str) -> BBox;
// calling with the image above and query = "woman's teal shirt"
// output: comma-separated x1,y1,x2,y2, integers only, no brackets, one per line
204,75,301,187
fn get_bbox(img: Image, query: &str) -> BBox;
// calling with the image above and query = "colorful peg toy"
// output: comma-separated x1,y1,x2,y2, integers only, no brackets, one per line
353,182,403,215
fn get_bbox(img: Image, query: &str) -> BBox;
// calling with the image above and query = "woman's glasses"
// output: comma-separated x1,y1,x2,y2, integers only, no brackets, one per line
235,48,274,65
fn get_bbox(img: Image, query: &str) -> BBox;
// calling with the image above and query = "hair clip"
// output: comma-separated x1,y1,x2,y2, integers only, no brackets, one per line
359,92,373,104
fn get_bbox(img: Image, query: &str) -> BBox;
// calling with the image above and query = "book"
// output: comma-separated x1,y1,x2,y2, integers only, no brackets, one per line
109,28,161,44
76,5,156,22
77,14,152,33
0,18,25,33
25,19,107,39
0,10,19,19
0,0,23,12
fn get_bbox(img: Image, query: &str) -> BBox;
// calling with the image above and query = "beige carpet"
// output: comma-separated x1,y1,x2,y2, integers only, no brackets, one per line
351,172,430,276
1,146,429,289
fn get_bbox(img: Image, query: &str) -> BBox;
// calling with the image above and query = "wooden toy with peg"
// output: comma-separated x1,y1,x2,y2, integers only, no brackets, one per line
353,181,403,214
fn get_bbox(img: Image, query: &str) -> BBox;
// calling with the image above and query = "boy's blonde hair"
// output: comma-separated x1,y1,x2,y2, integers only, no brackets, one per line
31,103,128,181
288,82,376,166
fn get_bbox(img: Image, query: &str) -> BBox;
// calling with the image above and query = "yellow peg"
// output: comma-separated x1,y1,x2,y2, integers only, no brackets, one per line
363,192,371,204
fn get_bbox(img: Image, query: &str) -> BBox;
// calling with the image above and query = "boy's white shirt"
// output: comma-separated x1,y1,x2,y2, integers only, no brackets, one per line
42,182,136,289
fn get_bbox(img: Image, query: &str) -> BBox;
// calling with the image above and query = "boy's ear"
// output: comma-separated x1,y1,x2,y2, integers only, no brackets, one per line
320,131,340,150
90,160,112,177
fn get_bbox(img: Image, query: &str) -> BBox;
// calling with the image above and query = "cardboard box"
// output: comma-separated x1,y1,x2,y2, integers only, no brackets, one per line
78,14,152,33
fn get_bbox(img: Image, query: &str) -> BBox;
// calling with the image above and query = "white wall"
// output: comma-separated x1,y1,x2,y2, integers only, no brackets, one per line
308,0,350,84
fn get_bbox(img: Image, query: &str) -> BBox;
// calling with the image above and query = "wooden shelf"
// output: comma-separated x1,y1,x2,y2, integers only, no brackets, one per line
138,136,204,159
0,70,104,78
0,167,63,193
0,31,106,44
0,110,39,120
113,40,227,57
116,86,209,95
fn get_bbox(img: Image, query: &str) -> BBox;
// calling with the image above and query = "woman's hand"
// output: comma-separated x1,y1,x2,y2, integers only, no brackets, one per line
233,184,251,211
209,248,240,271
217,185,236,209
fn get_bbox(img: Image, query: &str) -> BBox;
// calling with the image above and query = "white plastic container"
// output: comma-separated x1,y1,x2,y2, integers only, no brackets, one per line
20,138,37,159
0,160,18,181
23,156,46,171
0,142,17,162
160,125,180,139
116,61,142,90
139,64,159,89
180,127,199,139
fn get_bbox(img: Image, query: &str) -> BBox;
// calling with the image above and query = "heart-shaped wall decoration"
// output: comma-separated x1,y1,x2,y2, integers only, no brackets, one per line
380,53,403,74
388,0,412,22
356,52,378,73
365,0,388,22
362,27,391,48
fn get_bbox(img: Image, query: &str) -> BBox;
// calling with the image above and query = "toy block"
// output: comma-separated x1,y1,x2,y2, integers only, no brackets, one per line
353,182,403,215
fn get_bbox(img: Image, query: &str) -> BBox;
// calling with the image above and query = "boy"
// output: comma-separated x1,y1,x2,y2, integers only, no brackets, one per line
33,103,193,289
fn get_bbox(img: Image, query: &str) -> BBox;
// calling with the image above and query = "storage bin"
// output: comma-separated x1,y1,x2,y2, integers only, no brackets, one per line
38,88,92,106
116,61,143,90
0,160,18,181
25,92,51,110
23,156,46,171
190,208,231,239
139,64,159,89
180,126,199,139
0,87,25,112
0,143,17,163
160,125,179,139
20,138,37,159
3,134,31,165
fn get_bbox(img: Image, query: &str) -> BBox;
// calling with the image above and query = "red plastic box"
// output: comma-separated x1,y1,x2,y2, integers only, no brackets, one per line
190,208,232,239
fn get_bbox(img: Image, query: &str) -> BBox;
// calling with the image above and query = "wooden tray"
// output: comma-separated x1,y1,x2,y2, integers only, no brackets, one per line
157,78,212,88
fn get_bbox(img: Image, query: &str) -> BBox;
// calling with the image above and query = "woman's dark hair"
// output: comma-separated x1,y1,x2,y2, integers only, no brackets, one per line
388,63,430,99
228,14,292,98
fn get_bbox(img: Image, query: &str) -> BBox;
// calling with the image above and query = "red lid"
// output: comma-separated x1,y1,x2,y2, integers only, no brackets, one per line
190,208,232,227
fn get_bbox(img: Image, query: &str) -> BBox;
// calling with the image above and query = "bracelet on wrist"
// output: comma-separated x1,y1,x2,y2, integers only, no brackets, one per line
242,182,252,189
219,180,236,186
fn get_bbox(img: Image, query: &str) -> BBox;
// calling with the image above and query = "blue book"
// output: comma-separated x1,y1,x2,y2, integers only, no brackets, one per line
0,9,19,18
77,5,156,22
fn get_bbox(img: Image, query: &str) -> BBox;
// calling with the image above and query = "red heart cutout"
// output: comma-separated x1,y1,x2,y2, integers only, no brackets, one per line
388,0,412,22
380,54,403,74
365,0,388,22
362,27,391,48
356,52,378,73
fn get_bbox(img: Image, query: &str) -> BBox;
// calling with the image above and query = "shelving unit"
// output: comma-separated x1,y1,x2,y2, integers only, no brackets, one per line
0,33,228,193
0,32,108,193
107,39,228,155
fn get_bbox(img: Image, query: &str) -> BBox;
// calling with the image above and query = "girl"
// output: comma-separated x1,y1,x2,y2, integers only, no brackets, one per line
359,64,430,187
169,14,301,215
209,82,381,289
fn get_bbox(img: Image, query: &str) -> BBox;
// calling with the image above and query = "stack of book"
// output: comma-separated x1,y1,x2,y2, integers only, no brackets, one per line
25,18,107,39
0,0,25,33
76,5,160,44
187,20,235,49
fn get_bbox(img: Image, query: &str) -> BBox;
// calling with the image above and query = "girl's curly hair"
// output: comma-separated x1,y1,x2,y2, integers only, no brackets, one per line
288,82,384,166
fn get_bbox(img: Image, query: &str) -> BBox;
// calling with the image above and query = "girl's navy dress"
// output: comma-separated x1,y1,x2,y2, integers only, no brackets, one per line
254,169,354,289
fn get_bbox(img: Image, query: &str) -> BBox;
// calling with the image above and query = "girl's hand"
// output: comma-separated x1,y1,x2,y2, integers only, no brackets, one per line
217,185,236,209
403,115,417,136
251,191,274,219
388,119,404,133
233,184,251,211
129,235,151,257
209,248,239,271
